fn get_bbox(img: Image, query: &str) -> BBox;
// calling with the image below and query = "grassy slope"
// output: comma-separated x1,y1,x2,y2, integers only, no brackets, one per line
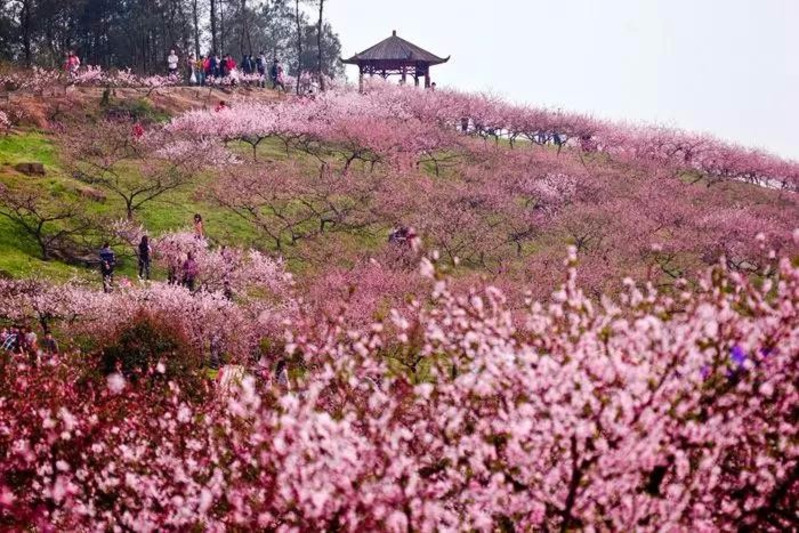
0,125,381,284
2,88,793,287
0,86,293,283
0,133,88,280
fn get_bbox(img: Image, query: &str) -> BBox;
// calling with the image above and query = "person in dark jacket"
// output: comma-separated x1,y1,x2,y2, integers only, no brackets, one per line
99,242,116,293
209,54,220,78
138,235,152,280
270,59,285,91
241,54,254,75
182,251,199,292
42,332,59,356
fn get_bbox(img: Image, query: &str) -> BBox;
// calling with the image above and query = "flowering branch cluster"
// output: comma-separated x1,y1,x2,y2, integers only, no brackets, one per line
0,66,179,95
168,81,799,191
0,236,797,530
0,110,10,133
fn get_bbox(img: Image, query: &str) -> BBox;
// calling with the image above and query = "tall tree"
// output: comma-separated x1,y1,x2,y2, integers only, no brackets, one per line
210,0,218,53
316,0,324,90
192,0,201,57
239,0,252,56
19,0,33,65
294,0,302,94
0,0,342,76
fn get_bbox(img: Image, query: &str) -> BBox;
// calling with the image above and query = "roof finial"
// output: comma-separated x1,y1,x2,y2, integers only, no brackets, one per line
392,30,397,36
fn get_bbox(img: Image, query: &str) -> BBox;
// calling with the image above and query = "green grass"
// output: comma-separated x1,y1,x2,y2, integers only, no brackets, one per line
0,129,502,284
0,132,58,168
0,131,388,283
0,217,85,280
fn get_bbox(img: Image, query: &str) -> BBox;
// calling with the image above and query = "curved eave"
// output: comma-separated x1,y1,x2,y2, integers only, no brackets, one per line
340,55,451,66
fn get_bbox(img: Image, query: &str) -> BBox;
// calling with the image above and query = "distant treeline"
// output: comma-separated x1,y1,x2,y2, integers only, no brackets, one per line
0,0,341,77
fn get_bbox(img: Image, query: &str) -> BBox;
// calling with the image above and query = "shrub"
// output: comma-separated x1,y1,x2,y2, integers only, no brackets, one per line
99,309,207,398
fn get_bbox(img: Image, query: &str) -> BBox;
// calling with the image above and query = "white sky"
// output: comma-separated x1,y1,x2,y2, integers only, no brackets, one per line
326,0,799,159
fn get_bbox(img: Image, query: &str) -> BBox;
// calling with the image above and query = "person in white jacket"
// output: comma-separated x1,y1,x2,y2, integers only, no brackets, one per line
167,49,179,76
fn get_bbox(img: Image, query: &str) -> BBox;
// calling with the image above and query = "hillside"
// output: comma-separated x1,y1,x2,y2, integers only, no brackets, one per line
0,77,798,531
0,81,797,306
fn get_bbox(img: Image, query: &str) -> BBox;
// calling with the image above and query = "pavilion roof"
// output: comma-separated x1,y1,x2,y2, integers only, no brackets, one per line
342,31,450,66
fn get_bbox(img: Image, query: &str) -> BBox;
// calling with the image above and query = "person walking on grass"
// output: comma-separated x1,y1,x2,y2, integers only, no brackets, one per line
138,235,152,280
99,242,116,293
182,251,199,292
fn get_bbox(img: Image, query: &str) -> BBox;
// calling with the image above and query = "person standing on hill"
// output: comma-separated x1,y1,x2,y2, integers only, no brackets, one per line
275,359,290,393
206,53,216,80
99,242,116,293
214,54,222,78
65,51,80,77
42,332,59,356
138,235,152,280
196,55,206,86
193,213,205,239
227,55,239,86
182,252,199,292
167,49,179,77
270,59,285,91
220,54,230,78
256,52,267,88
186,53,197,84
241,54,252,75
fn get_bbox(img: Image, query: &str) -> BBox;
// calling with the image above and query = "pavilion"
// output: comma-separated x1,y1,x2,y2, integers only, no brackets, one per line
342,31,450,91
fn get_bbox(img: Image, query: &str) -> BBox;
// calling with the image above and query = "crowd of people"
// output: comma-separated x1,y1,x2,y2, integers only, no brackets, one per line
1,325,58,364
61,47,287,90
99,214,205,293
174,48,286,90
2,211,291,390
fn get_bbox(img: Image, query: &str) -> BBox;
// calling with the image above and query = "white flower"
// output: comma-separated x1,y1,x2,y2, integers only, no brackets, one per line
107,373,126,394
419,258,435,279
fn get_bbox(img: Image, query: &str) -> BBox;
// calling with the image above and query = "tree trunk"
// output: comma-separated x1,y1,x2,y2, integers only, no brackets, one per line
37,236,50,262
210,0,218,53
317,0,324,90
294,0,302,94
192,0,201,57
240,0,250,57
21,0,33,66
175,0,191,59
219,0,226,53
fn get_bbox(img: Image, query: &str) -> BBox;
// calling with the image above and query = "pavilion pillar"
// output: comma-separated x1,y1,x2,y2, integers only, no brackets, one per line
414,74,419,87
401,66,407,85
358,65,364,93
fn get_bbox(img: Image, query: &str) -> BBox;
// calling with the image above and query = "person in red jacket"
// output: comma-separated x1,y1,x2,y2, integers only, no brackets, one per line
224,55,238,86
226,55,237,72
